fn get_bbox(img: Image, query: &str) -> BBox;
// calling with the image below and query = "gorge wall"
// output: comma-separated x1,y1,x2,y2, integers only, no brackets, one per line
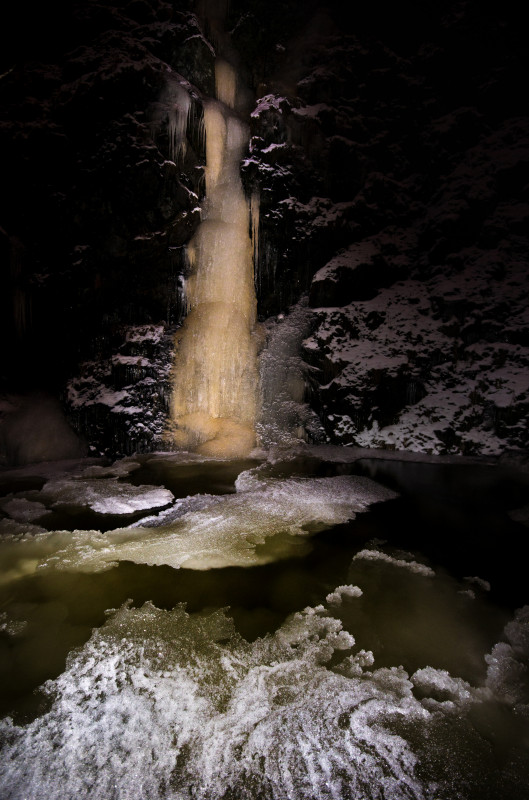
0,0,527,461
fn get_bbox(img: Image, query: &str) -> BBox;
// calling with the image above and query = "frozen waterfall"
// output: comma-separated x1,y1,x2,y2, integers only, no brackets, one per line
168,56,260,458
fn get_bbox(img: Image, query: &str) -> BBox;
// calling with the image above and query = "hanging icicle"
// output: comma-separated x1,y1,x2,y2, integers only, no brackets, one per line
150,76,192,164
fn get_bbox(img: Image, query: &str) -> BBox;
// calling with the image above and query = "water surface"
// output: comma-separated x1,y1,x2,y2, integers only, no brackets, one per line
0,450,528,800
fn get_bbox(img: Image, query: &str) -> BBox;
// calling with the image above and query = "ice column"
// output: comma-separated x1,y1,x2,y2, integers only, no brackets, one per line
168,59,260,458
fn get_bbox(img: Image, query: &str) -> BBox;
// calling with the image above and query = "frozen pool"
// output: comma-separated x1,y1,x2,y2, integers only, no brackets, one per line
0,447,528,800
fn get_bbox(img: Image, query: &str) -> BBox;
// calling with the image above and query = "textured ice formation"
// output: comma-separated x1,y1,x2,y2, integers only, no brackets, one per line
0,497,47,522
485,605,529,707
0,458,160,525
80,459,142,479
326,584,363,606
257,299,326,447
149,77,191,163
0,601,433,800
0,611,26,636
168,59,260,458
411,667,482,711
1,454,527,799
128,491,224,528
0,518,45,537
2,595,528,800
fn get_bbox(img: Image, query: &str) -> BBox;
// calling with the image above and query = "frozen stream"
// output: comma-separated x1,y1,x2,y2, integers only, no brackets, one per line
0,446,528,800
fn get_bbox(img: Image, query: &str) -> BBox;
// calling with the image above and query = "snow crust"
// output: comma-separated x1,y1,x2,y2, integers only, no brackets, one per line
305,259,529,454
251,94,289,117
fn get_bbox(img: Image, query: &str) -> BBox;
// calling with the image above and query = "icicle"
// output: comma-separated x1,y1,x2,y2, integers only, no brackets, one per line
150,77,191,164
250,190,260,294
188,97,207,166
166,82,191,163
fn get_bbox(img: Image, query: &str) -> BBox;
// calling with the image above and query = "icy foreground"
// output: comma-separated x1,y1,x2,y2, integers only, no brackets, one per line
0,602,429,800
0,455,528,799
1,593,528,800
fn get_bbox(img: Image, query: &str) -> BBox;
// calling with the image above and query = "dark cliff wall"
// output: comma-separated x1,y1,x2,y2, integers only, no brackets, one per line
232,0,529,455
1,1,208,389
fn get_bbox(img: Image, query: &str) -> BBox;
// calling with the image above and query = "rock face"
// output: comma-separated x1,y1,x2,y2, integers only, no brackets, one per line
236,0,529,455
0,0,528,458
65,323,176,456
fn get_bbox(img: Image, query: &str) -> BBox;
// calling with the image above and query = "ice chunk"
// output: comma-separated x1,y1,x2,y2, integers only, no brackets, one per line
40,477,174,515
485,605,529,705
353,548,435,577
0,611,26,636
127,492,223,528
0,518,45,536
79,458,142,479
463,575,491,592
411,667,480,709
326,584,363,606
0,496,47,522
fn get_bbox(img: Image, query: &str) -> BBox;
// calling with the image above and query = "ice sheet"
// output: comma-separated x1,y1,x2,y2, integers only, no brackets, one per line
0,475,397,579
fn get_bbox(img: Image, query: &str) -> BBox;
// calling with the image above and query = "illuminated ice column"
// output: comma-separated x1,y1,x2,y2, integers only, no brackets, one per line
168,59,260,458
